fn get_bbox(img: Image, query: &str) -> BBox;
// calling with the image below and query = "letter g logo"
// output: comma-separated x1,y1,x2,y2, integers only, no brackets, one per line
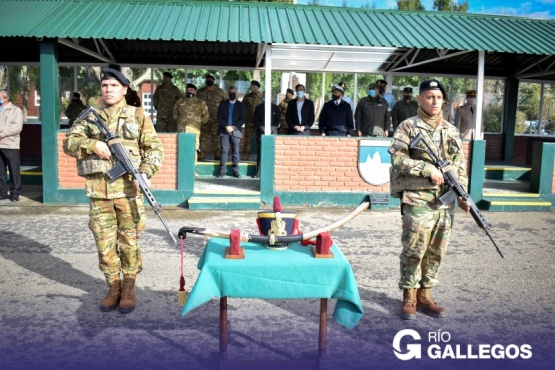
393,329,422,360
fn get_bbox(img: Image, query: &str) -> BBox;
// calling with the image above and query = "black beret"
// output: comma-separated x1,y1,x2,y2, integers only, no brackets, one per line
73,92,81,99
163,71,173,79
100,68,130,87
251,80,261,88
403,87,413,93
419,79,447,100
376,79,387,85
205,74,215,80
186,83,197,90
286,88,294,95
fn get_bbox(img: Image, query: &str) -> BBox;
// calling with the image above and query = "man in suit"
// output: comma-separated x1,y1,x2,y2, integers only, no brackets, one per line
286,84,315,135
254,95,280,177
217,86,246,178
319,85,354,137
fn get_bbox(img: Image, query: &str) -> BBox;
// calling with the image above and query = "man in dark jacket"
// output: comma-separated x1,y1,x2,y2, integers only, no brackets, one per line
254,96,280,176
217,86,246,178
355,84,390,137
319,85,354,137
285,84,315,135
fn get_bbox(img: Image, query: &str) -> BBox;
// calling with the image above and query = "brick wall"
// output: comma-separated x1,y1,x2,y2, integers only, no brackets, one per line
274,136,473,193
57,133,178,190
484,134,503,161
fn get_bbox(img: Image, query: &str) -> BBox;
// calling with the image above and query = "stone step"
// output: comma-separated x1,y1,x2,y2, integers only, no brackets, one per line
481,198,552,212
484,165,531,181
187,196,261,210
196,160,257,177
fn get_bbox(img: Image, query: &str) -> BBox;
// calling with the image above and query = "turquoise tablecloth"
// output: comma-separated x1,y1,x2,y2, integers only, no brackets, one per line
181,238,364,329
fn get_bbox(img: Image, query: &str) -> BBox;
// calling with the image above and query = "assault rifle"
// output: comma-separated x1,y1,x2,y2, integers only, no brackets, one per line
409,132,504,258
78,107,177,245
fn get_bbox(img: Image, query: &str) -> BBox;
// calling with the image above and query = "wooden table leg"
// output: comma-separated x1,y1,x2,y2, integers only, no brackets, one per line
318,298,327,359
220,297,228,360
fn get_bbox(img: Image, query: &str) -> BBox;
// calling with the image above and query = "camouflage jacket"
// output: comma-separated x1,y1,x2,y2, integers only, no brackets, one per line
63,99,163,199
243,91,263,124
153,83,182,119
279,96,292,122
388,115,467,209
196,86,227,122
173,97,209,131
65,99,86,127
391,100,418,130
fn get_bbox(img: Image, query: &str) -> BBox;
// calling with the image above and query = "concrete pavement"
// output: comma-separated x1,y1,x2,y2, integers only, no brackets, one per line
1,188,554,370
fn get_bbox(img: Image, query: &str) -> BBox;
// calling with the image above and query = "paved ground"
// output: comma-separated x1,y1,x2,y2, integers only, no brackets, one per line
1,189,554,370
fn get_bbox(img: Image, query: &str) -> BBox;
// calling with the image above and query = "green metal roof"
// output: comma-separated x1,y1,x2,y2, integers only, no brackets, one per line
1,0,554,55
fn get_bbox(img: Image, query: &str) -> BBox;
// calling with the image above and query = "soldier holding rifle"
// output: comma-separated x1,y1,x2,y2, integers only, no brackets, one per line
63,68,164,314
388,79,471,321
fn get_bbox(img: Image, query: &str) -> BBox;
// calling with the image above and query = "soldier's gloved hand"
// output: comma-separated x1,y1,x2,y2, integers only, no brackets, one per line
430,168,444,186
94,141,111,160
457,197,471,212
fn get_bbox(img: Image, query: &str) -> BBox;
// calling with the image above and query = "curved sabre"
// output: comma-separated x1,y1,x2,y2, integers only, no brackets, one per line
178,201,370,245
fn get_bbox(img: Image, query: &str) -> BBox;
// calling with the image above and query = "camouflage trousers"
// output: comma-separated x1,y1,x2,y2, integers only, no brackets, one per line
156,117,177,133
199,119,220,153
89,197,146,276
243,120,256,153
278,119,289,135
398,204,454,290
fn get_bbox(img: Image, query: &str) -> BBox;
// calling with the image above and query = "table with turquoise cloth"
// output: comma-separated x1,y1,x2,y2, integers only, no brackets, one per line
181,237,364,329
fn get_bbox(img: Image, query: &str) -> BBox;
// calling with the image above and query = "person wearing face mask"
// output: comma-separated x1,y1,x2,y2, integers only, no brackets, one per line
278,88,295,134
173,83,209,159
391,87,418,134
455,90,479,140
242,80,264,161
285,84,315,135
216,86,246,178
318,85,354,137
376,79,397,111
153,71,182,133
197,74,228,161
0,90,24,202
354,84,390,137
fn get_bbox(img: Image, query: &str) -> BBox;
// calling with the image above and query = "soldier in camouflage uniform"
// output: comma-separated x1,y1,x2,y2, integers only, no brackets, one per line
153,71,182,132
63,68,163,314
388,79,470,321
196,74,227,160
65,92,86,128
241,80,263,161
278,88,295,134
173,83,209,155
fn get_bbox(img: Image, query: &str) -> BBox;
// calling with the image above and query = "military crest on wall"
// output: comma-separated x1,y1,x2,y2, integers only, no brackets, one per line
358,140,391,186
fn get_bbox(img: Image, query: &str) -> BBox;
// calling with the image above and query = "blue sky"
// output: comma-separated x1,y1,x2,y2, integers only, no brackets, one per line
297,0,555,19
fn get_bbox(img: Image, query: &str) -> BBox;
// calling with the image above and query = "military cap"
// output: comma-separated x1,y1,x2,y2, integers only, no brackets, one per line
338,81,348,90
100,68,130,87
205,74,215,80
332,84,344,93
419,79,447,100
368,83,378,89
286,88,294,95
73,92,81,99
466,90,477,97
186,83,197,90
163,71,173,79
376,79,388,85
251,80,261,88
403,87,413,93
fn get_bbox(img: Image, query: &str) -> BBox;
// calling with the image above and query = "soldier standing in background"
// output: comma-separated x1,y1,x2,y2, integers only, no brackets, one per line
455,90,478,139
174,83,209,159
278,88,295,134
63,68,163,314
197,74,227,160
65,92,86,128
241,80,263,161
391,87,418,134
388,79,470,321
153,71,182,132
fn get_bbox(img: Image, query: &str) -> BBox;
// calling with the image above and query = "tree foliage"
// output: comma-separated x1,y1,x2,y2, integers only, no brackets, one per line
397,0,425,11
433,0,469,12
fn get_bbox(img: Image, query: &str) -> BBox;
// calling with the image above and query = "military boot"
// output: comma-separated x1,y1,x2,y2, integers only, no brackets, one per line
401,288,417,320
417,287,446,318
100,274,121,312
119,274,136,314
